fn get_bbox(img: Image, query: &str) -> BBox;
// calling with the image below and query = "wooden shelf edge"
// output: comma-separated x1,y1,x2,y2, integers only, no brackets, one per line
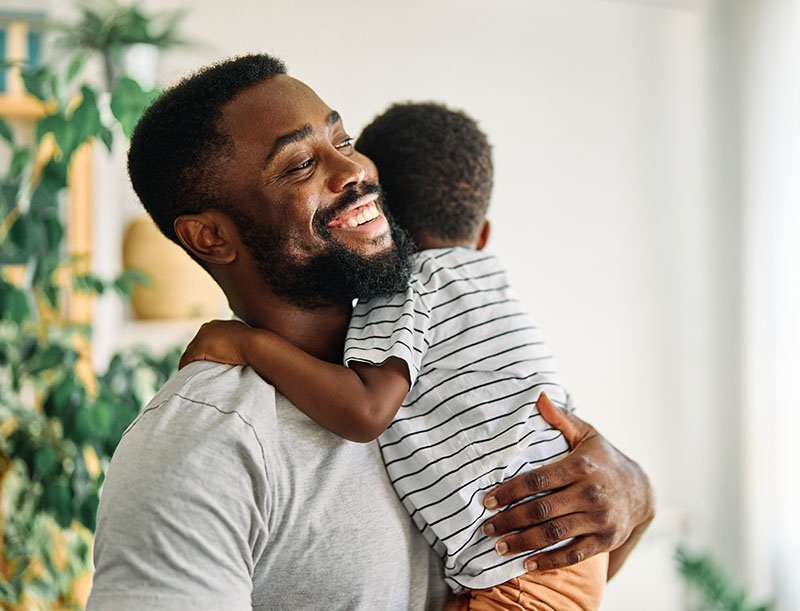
0,94,47,120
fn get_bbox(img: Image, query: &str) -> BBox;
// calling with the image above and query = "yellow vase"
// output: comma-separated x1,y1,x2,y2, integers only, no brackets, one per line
122,215,226,320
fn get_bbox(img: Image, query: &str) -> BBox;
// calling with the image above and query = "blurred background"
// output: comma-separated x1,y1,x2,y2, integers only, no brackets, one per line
1,0,797,609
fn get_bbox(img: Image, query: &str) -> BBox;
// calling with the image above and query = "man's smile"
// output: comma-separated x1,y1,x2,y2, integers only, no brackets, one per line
326,195,390,236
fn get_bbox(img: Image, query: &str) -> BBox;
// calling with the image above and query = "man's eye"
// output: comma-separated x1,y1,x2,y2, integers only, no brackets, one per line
336,138,354,149
290,159,313,172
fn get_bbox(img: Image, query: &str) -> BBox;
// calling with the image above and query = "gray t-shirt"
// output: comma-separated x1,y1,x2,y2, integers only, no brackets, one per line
87,361,448,610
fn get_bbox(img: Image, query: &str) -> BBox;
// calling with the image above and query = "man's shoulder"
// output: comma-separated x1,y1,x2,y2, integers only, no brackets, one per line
153,360,276,406
119,361,279,461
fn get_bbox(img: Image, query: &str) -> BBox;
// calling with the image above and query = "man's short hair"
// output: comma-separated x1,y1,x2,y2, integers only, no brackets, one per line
355,102,493,245
127,54,287,245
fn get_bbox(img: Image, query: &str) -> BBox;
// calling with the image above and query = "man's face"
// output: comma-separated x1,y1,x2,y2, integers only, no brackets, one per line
216,76,412,307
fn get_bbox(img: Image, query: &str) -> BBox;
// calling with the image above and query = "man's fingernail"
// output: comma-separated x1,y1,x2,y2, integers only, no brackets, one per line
495,541,508,555
484,496,498,509
525,559,538,571
482,523,495,536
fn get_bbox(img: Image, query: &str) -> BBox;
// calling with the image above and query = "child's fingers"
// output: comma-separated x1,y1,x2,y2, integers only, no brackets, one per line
178,346,202,369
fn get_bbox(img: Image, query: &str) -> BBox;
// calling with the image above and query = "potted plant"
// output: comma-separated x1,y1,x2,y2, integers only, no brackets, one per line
676,546,773,611
51,0,189,91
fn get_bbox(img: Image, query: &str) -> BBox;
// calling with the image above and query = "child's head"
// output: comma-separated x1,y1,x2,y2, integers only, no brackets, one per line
356,103,493,250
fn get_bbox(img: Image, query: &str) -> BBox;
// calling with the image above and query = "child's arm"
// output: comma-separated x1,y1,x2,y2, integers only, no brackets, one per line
180,320,410,443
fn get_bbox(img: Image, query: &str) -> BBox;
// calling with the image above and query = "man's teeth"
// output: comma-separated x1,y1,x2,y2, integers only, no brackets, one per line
342,203,380,228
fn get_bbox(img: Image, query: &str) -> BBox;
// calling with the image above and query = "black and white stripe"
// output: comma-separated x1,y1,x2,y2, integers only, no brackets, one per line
344,248,572,591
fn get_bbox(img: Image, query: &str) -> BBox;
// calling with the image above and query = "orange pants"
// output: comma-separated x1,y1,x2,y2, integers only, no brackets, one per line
449,553,609,611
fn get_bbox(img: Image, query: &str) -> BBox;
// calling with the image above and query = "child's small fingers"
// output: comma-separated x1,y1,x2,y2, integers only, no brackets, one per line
178,352,194,369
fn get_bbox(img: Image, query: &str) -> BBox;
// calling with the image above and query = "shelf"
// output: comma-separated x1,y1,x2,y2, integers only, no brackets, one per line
0,94,47,120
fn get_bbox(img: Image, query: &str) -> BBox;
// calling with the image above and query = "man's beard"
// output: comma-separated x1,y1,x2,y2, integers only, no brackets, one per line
231,183,415,309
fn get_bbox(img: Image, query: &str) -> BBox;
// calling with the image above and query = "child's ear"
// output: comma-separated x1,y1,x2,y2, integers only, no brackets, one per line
475,220,491,250
174,212,237,265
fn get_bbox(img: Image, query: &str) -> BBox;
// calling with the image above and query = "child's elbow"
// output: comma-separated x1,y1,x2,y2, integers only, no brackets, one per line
346,407,392,443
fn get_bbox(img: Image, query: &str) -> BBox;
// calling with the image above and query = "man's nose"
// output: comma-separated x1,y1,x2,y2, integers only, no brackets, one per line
327,155,367,193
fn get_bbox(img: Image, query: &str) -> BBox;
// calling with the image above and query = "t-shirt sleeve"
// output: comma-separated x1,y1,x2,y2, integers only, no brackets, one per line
344,284,431,387
86,389,270,611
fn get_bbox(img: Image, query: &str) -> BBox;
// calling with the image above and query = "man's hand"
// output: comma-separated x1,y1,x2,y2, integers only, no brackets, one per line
179,320,252,369
481,393,655,578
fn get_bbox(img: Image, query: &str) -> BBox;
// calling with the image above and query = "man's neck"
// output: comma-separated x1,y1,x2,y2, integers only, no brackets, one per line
234,295,352,363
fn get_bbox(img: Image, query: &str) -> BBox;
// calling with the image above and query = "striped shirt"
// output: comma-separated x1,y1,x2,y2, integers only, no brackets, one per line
344,247,572,592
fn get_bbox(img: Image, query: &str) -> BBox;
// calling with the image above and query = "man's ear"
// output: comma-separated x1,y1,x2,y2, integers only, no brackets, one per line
475,219,491,251
174,212,237,265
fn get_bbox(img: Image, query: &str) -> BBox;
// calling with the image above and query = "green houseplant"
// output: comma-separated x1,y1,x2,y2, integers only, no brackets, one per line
0,15,180,610
676,546,773,611
52,0,189,91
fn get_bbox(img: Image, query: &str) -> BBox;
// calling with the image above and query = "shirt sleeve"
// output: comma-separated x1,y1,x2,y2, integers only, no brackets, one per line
344,283,431,387
86,389,270,611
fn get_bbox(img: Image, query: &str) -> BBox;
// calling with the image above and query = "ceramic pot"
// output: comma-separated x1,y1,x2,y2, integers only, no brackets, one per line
122,215,225,319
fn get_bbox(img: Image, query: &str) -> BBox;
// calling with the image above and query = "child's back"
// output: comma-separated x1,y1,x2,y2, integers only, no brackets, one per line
345,246,571,590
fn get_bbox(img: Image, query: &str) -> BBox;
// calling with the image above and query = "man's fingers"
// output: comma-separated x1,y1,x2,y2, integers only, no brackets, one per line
492,513,597,557
523,535,606,572
536,393,582,447
482,487,580,537
485,460,575,509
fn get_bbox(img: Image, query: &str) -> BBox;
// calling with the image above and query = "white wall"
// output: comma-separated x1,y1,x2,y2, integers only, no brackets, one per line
12,0,770,608
740,1,800,609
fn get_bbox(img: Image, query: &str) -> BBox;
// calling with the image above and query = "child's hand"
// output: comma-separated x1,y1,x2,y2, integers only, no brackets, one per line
179,320,252,369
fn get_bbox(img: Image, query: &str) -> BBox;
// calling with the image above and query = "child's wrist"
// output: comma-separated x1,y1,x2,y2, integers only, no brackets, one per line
242,328,274,365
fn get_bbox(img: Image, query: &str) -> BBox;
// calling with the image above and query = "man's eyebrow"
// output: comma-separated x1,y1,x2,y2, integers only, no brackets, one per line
263,125,313,166
327,110,341,126
262,111,343,167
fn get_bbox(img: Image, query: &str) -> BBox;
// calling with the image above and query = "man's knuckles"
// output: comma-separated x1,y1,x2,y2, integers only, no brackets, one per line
542,519,568,544
526,498,553,523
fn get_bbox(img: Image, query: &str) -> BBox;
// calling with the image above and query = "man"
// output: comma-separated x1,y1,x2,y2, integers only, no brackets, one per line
87,54,654,610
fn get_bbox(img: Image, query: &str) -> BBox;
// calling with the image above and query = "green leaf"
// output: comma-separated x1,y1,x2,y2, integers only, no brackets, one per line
0,281,31,324
8,147,33,179
73,406,100,446
41,482,72,528
110,77,160,139
71,86,102,147
30,344,77,375
73,273,107,295
65,53,86,84
42,283,62,311
37,158,69,200
79,493,99,531
0,577,21,603
44,377,86,421
20,65,52,101
32,446,60,480
35,112,66,148
43,214,64,249
8,215,29,251
113,268,150,298
98,124,114,152
0,117,14,145
18,336,38,363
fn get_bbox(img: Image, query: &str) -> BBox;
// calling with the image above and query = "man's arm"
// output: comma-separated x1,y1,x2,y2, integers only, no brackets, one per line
481,393,655,579
87,375,269,610
180,320,410,442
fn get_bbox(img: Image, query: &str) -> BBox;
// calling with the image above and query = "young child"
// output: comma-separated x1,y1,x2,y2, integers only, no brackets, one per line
180,103,608,609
